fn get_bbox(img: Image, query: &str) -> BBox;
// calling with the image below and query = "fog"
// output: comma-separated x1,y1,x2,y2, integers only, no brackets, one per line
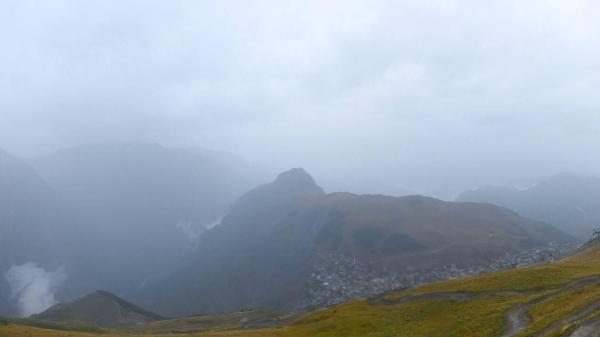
5,263,66,316
2,0,600,198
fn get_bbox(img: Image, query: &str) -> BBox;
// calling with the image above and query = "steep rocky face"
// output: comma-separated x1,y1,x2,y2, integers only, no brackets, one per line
457,173,600,239
146,169,575,317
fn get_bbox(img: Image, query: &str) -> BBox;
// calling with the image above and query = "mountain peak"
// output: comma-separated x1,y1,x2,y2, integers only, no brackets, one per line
275,168,315,184
272,168,324,196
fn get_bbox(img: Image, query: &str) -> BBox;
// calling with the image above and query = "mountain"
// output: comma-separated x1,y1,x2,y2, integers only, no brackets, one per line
31,143,261,230
6,234,600,337
0,149,83,316
0,143,266,316
0,149,64,263
32,290,163,328
145,168,575,316
457,173,600,239
29,143,265,300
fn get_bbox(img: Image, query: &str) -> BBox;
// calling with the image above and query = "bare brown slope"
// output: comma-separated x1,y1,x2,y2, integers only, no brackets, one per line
316,193,570,267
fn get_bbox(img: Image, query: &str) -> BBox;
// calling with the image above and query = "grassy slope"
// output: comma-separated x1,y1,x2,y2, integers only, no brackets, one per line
3,243,600,337
128,310,290,334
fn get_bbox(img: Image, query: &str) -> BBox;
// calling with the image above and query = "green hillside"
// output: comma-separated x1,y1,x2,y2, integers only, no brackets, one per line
3,240,600,337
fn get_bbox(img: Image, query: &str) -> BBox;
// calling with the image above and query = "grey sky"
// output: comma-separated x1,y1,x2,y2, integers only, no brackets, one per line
1,0,600,198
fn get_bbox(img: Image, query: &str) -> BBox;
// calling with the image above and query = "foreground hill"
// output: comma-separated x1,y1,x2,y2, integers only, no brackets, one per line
457,173,600,239
145,168,574,316
3,240,600,336
31,291,163,328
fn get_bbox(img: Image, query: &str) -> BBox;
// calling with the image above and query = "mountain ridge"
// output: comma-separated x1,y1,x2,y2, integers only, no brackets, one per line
144,168,575,316
457,172,600,239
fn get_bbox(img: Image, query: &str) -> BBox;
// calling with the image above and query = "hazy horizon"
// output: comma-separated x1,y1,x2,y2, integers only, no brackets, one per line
3,2,600,332
2,141,593,201
2,0,600,198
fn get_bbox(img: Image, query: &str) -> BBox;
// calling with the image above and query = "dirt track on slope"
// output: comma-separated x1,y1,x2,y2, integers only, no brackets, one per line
569,317,600,337
368,291,475,305
369,289,527,306
368,275,600,337
501,275,600,337
535,300,600,337
501,303,533,337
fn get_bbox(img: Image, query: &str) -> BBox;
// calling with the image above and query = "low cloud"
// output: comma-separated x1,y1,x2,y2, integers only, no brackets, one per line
176,218,223,248
4,262,66,317
176,220,203,245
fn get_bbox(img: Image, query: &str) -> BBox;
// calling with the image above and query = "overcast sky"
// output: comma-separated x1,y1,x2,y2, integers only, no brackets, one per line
1,0,600,198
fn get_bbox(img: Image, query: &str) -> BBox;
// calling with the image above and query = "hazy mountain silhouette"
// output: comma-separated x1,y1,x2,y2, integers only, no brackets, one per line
0,144,265,316
145,168,574,316
457,173,600,239
0,149,85,315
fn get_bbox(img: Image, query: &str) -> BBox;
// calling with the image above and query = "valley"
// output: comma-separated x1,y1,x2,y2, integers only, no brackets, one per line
0,147,595,337
3,3,599,336
2,239,600,337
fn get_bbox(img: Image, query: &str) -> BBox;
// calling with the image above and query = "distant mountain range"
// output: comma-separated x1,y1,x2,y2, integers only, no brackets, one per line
457,173,600,240
144,168,575,316
0,145,583,318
